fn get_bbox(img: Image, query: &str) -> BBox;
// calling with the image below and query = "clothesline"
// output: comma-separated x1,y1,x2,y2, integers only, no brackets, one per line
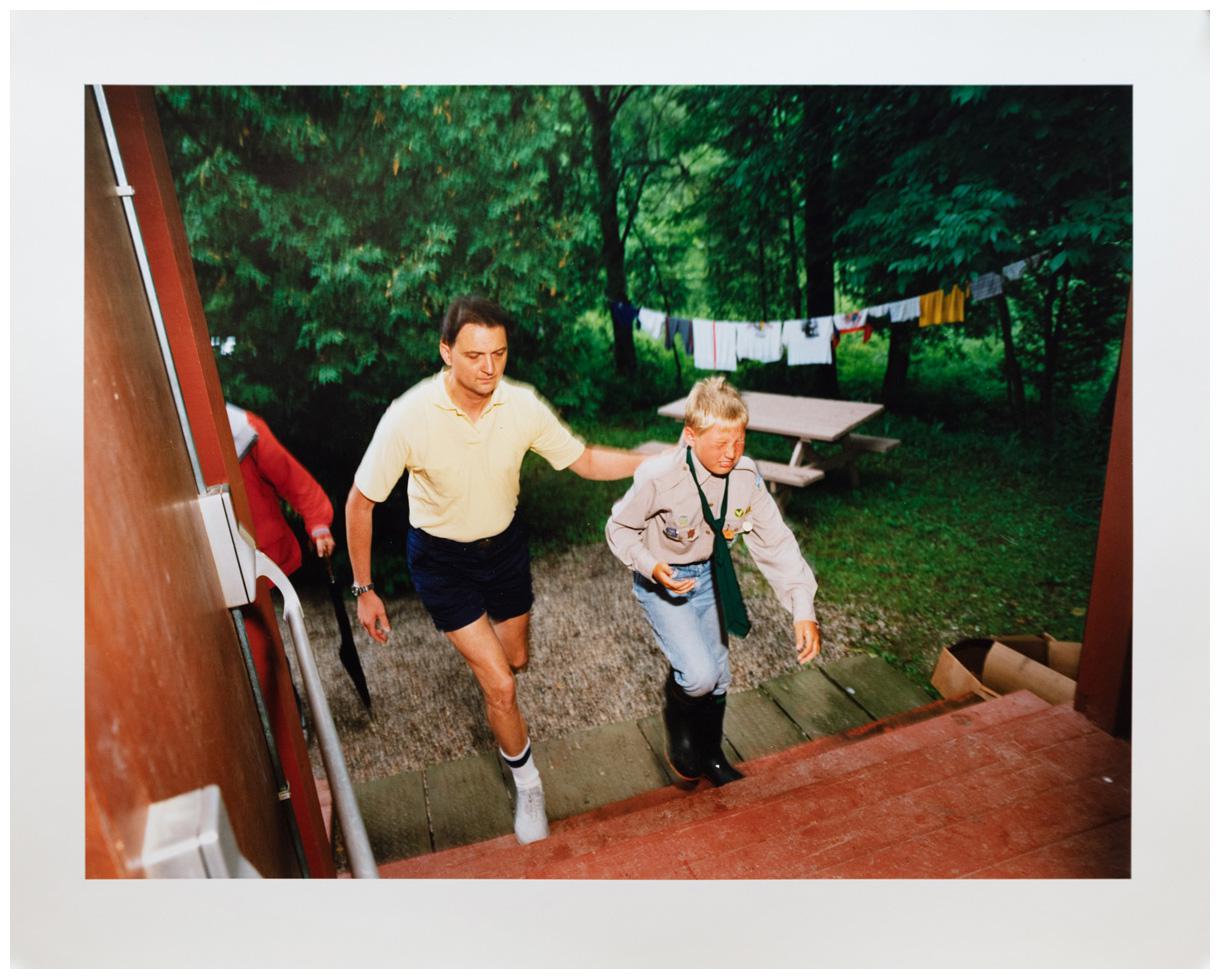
613,250,1049,371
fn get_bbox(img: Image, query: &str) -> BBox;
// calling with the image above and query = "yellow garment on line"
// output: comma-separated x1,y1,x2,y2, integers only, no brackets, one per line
918,284,970,326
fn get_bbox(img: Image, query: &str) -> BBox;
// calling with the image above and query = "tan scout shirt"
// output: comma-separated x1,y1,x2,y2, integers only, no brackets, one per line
354,371,585,542
606,444,818,623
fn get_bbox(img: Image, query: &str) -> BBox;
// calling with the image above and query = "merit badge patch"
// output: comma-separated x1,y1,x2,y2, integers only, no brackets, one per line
664,525,681,541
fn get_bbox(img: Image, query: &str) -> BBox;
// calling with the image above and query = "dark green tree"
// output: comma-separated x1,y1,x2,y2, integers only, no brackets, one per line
837,85,1131,422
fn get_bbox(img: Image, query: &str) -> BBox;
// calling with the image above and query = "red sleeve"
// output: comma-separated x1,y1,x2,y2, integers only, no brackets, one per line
245,411,334,534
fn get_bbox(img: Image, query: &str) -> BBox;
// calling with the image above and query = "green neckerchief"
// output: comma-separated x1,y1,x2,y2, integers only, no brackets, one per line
686,446,752,638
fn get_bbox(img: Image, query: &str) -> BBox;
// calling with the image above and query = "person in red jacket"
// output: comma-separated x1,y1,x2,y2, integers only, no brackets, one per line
226,404,335,572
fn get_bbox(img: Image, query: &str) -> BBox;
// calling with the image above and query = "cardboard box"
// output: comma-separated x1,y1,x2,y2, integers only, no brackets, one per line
932,632,1081,706
992,633,1082,680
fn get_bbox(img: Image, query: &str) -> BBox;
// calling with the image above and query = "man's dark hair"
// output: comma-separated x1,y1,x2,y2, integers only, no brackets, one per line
440,295,513,346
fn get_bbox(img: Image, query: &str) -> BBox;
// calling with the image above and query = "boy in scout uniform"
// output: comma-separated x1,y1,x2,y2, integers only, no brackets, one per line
606,376,821,786
347,296,645,844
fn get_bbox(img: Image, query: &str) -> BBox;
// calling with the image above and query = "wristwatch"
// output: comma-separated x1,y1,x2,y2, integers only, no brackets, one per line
350,582,375,599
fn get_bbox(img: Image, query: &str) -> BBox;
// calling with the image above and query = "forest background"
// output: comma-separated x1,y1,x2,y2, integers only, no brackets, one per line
156,84,1132,682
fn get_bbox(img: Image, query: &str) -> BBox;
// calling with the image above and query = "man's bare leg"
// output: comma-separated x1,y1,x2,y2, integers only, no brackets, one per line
492,612,531,673
445,613,527,755
446,611,547,843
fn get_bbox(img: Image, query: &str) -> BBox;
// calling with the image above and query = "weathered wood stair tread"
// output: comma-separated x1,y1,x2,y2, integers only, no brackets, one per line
351,654,935,866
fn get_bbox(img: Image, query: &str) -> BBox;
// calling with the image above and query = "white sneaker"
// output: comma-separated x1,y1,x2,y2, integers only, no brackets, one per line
513,782,549,845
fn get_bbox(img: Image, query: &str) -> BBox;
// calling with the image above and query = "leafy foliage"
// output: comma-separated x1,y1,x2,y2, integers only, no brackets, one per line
158,83,1130,580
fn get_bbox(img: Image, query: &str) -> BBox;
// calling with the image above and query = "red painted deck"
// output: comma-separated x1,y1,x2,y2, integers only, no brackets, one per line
378,690,1130,879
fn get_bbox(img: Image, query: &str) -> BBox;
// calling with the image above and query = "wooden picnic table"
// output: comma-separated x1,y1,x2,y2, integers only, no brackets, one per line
652,391,899,502
658,391,884,444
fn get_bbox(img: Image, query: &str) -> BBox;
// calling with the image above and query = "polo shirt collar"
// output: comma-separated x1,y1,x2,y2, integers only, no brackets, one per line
432,369,508,416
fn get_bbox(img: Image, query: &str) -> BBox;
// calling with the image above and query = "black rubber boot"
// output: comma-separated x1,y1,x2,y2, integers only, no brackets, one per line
696,693,745,787
662,671,702,786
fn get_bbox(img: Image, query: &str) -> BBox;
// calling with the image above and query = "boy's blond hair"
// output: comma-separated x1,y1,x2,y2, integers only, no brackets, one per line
684,376,749,433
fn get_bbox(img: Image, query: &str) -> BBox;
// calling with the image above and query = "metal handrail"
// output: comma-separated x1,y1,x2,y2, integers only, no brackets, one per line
255,552,379,878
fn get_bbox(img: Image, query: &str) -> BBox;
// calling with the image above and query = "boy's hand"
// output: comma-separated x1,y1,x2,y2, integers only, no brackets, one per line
653,563,696,594
795,620,821,663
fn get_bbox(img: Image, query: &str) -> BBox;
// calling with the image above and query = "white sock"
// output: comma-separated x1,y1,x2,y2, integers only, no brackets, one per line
501,739,542,789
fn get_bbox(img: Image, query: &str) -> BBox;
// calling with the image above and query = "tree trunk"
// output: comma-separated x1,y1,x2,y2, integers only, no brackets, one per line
1097,343,1121,431
1039,273,1063,441
785,180,802,317
802,89,838,398
997,292,1026,420
757,214,768,320
634,228,682,390
882,321,914,408
579,86,636,377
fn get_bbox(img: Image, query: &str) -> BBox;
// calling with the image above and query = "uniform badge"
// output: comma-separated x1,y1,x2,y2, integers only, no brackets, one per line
664,525,681,541
723,527,736,541
734,507,745,518
685,527,697,541
742,520,753,534
677,515,690,526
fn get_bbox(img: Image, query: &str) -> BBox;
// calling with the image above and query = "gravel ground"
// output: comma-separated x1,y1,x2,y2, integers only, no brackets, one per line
287,540,872,783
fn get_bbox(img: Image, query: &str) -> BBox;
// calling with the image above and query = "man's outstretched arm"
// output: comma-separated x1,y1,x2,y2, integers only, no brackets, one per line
567,445,649,481
345,484,391,644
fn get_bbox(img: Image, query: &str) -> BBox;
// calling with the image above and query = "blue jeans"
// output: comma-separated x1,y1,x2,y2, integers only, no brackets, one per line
632,560,730,697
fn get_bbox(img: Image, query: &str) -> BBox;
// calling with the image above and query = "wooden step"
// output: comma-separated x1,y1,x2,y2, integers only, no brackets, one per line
532,703,1116,878
682,726,1129,879
379,691,1055,879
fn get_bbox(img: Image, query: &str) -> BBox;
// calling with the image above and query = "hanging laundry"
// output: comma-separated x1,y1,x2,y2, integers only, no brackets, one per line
944,284,968,322
638,307,668,342
919,290,943,327
833,311,874,344
865,304,892,319
666,316,694,354
736,320,784,364
888,296,922,322
610,300,640,332
919,288,967,326
1002,259,1027,281
782,317,833,366
970,272,1004,301
692,319,738,372
834,310,869,333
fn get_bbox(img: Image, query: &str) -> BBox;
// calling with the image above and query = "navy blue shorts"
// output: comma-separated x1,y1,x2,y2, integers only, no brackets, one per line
406,516,534,633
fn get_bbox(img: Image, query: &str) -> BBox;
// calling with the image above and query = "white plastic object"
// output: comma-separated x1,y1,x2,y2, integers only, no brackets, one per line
197,485,258,608
141,784,261,878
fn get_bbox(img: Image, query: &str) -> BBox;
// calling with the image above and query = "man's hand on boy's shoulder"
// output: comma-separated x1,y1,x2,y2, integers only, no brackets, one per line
653,562,696,595
795,620,821,663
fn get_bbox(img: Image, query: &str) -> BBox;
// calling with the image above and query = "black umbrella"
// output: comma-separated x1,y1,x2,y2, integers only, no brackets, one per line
324,556,373,712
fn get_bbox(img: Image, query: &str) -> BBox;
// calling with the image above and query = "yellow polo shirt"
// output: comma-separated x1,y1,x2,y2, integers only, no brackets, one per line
354,371,586,542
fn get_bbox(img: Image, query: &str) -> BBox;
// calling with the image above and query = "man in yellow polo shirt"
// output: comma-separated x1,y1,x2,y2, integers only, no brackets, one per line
345,295,645,845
